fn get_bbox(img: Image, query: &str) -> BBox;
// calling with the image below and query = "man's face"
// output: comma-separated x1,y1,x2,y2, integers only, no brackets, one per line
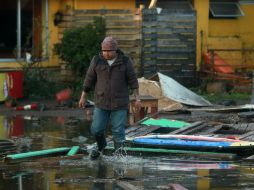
102,50,117,60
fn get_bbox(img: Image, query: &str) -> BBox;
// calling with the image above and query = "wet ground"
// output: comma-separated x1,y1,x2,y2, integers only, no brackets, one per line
1,113,254,190
1,97,254,190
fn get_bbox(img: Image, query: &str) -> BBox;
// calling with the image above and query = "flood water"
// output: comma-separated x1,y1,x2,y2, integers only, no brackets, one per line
1,115,254,190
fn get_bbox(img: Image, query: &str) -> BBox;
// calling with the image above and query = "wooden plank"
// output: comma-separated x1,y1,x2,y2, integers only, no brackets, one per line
143,58,194,65
74,15,135,21
0,145,16,150
58,22,74,28
105,146,236,160
143,53,194,59
125,125,143,134
180,123,208,135
129,126,160,138
75,9,133,15
156,59,195,65
142,48,195,53
127,126,160,138
239,130,254,140
107,28,140,33
106,25,138,29
156,63,195,69
195,125,224,135
143,42,193,48
106,22,140,27
107,31,140,35
62,15,73,22
143,20,195,26
169,121,204,135
117,181,140,190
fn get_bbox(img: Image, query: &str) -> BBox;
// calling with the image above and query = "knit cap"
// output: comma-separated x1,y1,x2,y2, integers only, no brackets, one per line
101,36,118,51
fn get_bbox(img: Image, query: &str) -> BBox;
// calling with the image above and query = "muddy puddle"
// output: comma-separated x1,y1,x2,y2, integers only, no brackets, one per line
1,115,254,189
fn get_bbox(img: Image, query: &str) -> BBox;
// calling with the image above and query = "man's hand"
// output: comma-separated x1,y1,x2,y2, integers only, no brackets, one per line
133,88,141,112
135,99,142,112
79,91,87,108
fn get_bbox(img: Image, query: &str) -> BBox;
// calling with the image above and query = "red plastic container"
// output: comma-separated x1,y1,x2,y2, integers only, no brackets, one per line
56,88,72,103
7,71,24,99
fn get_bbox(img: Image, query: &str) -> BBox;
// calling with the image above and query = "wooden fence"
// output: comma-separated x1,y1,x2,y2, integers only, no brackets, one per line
58,8,197,86
58,9,141,73
141,9,197,86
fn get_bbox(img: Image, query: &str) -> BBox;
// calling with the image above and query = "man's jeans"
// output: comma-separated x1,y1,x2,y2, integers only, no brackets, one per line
91,107,127,143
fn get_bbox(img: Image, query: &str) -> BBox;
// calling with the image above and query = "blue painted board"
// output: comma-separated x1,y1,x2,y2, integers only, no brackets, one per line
133,138,232,148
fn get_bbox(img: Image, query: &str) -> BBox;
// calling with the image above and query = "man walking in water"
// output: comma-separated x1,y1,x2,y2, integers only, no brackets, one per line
79,36,141,159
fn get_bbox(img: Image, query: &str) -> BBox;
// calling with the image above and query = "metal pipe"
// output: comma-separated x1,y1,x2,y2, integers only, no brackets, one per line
67,146,80,156
5,147,71,160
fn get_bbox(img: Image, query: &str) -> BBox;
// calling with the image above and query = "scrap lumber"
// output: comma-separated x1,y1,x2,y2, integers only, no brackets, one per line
197,124,223,135
169,121,204,135
104,146,237,160
179,123,208,135
116,181,140,190
239,131,254,140
126,126,160,138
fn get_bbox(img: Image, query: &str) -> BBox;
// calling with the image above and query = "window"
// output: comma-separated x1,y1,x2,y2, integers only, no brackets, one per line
0,0,47,61
210,2,244,18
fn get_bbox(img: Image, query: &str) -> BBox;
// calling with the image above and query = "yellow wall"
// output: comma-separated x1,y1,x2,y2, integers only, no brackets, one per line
209,4,254,45
194,0,209,69
74,0,135,10
194,1,254,69
207,3,254,68
47,0,62,67
237,5,254,46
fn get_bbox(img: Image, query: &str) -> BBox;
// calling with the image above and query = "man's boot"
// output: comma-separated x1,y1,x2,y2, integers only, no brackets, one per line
113,141,126,156
90,134,107,160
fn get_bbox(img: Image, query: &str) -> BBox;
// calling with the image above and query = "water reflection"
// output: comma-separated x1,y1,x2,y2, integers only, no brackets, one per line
1,115,254,189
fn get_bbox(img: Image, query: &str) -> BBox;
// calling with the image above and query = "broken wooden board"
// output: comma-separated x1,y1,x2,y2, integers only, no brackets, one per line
104,145,237,160
169,121,204,135
187,104,254,113
126,125,160,138
0,139,17,158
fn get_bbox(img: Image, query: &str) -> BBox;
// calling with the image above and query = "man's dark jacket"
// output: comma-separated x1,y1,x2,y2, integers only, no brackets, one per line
83,50,139,110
